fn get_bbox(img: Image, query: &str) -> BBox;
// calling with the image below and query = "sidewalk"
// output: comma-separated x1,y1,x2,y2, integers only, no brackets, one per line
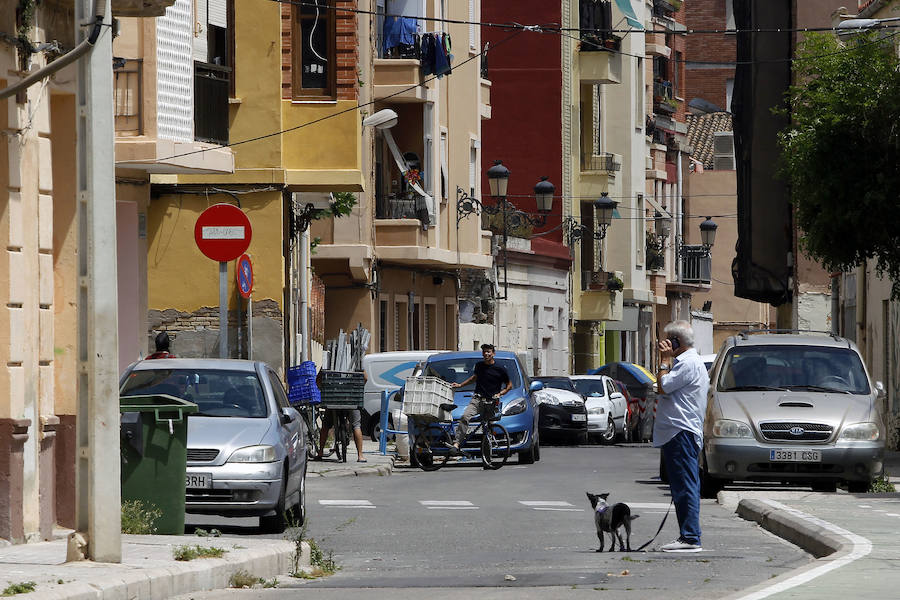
1,448,896,599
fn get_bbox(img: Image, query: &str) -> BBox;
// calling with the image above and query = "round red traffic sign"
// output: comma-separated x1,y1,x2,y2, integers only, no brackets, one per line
194,204,252,262
236,254,253,299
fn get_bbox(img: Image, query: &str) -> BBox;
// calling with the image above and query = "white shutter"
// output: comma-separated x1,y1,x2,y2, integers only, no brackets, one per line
469,0,476,50
440,131,448,200
157,0,194,141
209,0,227,27
469,144,477,197
192,0,207,62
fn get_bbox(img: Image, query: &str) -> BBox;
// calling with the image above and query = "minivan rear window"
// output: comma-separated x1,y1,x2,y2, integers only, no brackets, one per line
718,346,870,395
422,358,522,390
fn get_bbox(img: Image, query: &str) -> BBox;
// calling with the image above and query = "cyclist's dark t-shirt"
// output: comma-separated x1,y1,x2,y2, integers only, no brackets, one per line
474,361,510,398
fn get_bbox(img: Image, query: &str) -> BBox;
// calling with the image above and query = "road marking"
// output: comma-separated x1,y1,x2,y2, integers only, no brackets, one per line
857,504,872,508
732,499,872,600
519,501,583,512
886,513,900,517
318,500,375,508
420,500,477,510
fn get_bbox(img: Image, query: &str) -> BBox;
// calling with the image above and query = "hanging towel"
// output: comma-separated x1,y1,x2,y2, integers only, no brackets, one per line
434,33,452,77
383,16,419,55
420,32,436,76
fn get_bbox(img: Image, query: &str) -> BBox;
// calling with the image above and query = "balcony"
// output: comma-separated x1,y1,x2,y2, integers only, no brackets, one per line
480,78,492,119
112,0,176,16
194,62,230,145
579,289,624,321
582,152,621,174
578,49,621,84
374,59,430,103
680,245,712,284
113,58,142,136
646,32,671,57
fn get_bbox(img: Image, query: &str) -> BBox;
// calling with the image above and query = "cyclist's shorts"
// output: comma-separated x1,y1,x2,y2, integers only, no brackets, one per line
323,408,361,430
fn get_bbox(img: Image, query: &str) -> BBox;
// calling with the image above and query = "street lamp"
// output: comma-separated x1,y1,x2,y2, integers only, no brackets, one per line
456,161,557,300
655,210,672,243
836,16,900,38
594,193,618,240
700,216,718,250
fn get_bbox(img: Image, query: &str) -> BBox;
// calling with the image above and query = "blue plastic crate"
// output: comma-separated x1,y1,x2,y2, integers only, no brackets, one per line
287,361,317,384
288,379,321,404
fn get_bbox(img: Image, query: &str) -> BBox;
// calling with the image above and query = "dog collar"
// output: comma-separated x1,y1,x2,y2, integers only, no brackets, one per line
595,505,608,515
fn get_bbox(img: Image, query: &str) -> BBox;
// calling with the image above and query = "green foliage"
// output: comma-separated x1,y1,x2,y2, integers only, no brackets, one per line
869,471,895,493
16,0,37,46
286,515,339,579
328,192,357,218
228,570,265,588
172,545,226,561
121,500,161,535
2,582,36,596
194,528,222,537
646,230,665,271
777,32,900,298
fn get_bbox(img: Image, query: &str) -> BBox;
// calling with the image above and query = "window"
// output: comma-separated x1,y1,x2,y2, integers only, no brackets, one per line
726,0,735,31
673,51,682,97
468,0,476,51
379,299,388,352
726,78,734,112
440,130,448,200
469,143,477,197
292,1,336,99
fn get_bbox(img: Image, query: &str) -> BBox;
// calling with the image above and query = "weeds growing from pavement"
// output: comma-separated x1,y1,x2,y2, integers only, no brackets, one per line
1,581,36,596
194,528,222,537
172,545,226,561
286,515,340,579
120,500,161,534
869,471,896,493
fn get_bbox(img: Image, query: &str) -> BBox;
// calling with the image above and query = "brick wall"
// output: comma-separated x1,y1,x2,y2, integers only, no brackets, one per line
684,0,736,110
281,0,358,101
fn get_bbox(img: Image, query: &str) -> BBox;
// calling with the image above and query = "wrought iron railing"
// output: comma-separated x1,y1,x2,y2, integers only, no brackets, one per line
680,245,711,284
194,61,230,145
113,58,142,136
376,196,419,220
581,152,621,173
653,80,673,100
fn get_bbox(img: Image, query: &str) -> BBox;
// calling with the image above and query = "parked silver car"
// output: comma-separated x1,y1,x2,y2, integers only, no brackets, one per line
702,331,885,496
120,359,307,533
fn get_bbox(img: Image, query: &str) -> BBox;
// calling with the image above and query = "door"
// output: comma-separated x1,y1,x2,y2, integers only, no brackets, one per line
268,370,303,495
606,377,627,425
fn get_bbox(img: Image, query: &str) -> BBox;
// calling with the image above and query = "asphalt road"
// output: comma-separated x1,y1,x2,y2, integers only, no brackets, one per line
183,442,812,598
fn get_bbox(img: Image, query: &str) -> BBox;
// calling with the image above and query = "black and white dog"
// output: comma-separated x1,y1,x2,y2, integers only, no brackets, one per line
586,492,639,552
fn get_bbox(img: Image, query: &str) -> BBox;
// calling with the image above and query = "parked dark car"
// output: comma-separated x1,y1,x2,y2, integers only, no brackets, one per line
532,376,588,444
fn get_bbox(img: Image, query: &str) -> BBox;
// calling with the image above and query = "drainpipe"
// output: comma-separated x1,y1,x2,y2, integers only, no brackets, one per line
0,1,105,100
300,229,310,362
676,149,683,284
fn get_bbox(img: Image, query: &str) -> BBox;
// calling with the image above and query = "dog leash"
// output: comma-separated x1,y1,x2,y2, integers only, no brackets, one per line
634,499,674,552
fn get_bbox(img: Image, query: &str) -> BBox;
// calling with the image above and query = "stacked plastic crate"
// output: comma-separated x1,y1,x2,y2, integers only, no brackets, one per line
402,376,454,423
287,361,321,404
318,371,365,409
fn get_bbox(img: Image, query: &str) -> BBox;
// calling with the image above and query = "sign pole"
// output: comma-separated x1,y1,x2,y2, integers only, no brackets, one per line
219,261,228,358
248,293,253,360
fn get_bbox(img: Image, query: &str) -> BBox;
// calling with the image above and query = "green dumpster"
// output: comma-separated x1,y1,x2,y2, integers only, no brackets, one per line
120,394,197,535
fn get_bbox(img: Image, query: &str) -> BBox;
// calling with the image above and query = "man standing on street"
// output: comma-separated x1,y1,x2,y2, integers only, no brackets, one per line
146,331,176,359
449,343,512,454
654,320,709,552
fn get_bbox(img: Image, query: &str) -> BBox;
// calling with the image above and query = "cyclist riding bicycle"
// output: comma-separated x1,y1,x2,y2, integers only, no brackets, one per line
448,343,512,455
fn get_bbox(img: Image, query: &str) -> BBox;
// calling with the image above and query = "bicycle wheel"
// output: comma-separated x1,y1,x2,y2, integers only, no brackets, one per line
303,406,321,458
481,422,510,470
412,425,451,472
336,412,350,463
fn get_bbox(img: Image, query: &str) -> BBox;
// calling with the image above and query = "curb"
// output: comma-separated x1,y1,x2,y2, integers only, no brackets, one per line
309,464,393,477
16,540,306,600
736,499,845,558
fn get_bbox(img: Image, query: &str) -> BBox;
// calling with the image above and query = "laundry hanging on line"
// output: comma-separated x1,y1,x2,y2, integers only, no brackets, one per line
420,32,453,78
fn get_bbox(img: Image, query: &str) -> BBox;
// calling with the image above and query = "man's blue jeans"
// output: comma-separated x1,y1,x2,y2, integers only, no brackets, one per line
661,430,701,545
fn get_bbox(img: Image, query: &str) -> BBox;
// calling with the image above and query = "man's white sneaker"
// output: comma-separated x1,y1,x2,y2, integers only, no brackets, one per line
660,539,702,553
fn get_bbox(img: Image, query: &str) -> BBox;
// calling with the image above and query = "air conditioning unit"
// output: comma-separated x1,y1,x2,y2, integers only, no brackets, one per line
712,132,735,170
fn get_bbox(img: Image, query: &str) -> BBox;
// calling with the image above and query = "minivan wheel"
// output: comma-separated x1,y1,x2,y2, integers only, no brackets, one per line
699,454,726,499
846,481,870,494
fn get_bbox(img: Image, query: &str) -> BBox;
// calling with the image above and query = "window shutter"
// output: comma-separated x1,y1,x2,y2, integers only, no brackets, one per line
469,0,476,50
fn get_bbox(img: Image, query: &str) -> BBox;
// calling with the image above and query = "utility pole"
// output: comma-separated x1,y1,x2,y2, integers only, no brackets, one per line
74,0,121,562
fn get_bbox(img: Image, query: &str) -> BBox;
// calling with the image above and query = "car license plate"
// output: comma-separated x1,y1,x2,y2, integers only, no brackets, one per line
571,414,587,422
769,449,821,462
186,473,213,488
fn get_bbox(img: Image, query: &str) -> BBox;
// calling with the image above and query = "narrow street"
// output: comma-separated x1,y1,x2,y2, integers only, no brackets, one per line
184,443,811,598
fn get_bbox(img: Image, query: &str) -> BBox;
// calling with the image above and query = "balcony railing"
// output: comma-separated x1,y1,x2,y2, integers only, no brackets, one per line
194,61,230,146
113,58,142,136
376,196,420,220
581,152,621,173
653,80,673,100
680,245,711,284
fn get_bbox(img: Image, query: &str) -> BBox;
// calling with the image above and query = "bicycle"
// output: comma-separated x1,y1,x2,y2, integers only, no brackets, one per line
298,403,321,458
410,394,510,471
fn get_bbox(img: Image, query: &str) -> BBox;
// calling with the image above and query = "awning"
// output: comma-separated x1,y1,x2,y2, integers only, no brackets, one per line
614,0,643,30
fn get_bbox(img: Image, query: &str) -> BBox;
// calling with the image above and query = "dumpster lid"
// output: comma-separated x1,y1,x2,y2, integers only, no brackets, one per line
119,394,199,413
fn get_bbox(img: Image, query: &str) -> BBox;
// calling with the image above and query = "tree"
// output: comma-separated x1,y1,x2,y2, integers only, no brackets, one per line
777,32,900,298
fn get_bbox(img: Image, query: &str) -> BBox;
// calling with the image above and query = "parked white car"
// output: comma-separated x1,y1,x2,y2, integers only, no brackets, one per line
569,375,627,444
362,351,440,439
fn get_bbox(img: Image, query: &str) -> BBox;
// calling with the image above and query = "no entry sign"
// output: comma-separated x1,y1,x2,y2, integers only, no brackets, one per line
237,253,253,299
194,203,252,262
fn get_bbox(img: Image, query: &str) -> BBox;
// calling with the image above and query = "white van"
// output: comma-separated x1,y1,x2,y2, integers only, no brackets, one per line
362,351,438,438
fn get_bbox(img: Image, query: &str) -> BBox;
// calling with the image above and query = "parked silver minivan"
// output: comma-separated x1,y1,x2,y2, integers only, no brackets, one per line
702,331,885,496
